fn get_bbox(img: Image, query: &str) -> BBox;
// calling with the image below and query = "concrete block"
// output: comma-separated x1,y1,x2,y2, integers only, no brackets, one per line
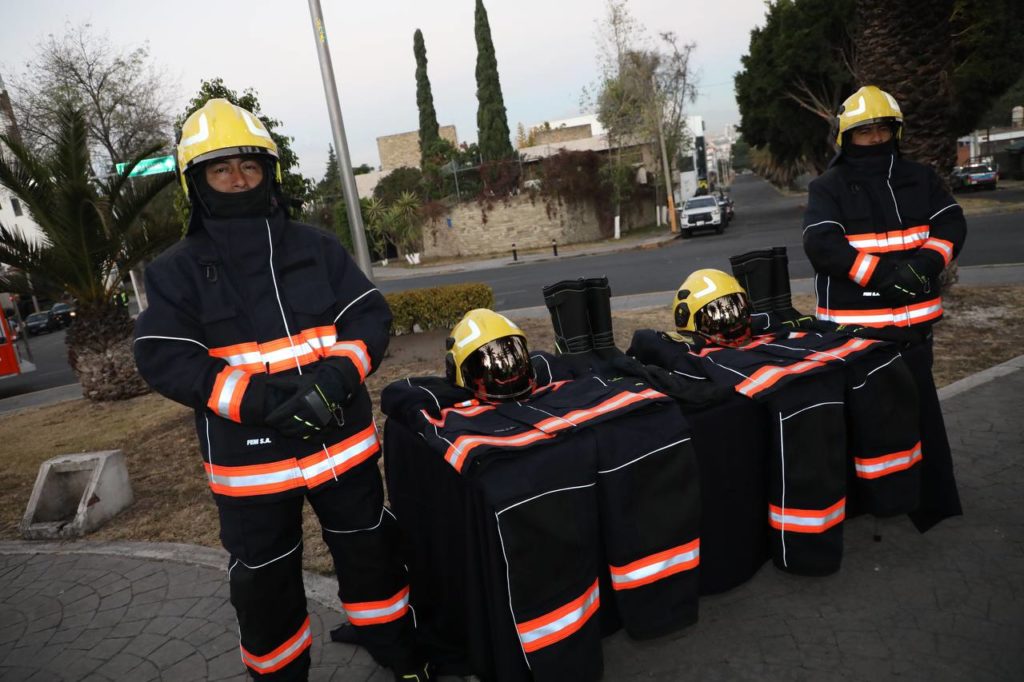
19,450,133,540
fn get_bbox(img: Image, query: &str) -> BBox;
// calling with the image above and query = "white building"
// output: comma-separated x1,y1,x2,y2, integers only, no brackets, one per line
0,74,44,246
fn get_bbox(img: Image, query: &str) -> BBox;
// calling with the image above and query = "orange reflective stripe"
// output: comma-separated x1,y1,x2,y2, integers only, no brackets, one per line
343,586,410,626
735,338,878,397
769,498,845,534
207,367,251,422
204,459,305,497
326,339,371,380
921,237,954,266
421,402,496,427
816,296,942,327
209,341,264,372
208,325,340,374
846,225,929,253
443,388,666,472
300,425,380,488
609,539,700,590
240,616,311,674
849,252,880,286
516,579,600,653
855,442,922,479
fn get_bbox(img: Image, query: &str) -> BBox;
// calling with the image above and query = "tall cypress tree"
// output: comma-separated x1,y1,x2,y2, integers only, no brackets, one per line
474,0,514,161
413,29,440,168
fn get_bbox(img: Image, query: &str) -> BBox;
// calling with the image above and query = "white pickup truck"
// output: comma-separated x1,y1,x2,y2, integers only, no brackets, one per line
678,195,726,237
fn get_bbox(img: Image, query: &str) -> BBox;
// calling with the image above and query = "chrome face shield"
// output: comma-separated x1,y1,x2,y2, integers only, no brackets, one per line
695,292,752,347
460,335,536,401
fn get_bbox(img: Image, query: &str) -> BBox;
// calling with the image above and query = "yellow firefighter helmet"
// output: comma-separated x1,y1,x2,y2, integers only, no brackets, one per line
835,85,904,147
445,309,536,401
176,98,281,195
673,268,752,346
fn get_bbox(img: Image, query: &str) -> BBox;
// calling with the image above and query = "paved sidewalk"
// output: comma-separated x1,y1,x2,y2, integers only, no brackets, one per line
1,356,1021,681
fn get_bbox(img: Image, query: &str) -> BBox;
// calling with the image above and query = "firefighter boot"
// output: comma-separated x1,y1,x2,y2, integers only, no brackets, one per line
584,276,621,360
543,279,595,355
728,249,775,315
769,246,807,324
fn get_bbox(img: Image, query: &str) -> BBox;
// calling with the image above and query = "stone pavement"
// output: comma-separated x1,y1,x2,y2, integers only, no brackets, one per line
1,355,1021,681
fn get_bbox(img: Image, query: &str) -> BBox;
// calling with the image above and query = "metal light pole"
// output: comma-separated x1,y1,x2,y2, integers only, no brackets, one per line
307,0,374,280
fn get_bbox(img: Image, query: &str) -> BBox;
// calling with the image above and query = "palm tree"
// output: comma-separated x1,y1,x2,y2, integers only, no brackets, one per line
855,0,957,173
0,103,178,400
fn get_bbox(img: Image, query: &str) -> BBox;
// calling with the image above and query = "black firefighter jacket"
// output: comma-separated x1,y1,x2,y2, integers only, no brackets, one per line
133,209,392,506
803,151,966,328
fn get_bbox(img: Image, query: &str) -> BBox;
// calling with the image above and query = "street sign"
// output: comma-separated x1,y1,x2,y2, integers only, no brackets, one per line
115,155,176,177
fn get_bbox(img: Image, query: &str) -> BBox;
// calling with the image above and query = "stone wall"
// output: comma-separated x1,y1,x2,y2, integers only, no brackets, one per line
534,124,593,146
420,195,602,260
377,125,458,171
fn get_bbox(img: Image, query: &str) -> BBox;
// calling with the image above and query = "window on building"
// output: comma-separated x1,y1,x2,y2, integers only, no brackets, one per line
11,198,22,216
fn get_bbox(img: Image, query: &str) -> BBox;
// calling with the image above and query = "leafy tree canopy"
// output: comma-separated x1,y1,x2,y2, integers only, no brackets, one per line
373,167,425,205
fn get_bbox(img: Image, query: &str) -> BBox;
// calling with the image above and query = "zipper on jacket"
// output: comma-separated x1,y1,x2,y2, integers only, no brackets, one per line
265,218,304,375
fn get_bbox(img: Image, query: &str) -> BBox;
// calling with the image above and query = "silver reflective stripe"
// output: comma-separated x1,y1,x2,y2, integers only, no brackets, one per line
216,369,246,418
856,447,921,476
330,342,371,375
345,591,409,621
610,546,699,586
770,504,845,529
302,433,378,480
852,255,875,285
242,622,310,671
209,465,303,489
262,341,316,366
519,585,599,645
221,350,262,367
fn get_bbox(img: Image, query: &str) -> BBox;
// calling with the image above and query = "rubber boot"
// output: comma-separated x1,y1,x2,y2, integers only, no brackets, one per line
769,246,806,323
728,249,775,314
583,276,621,360
542,279,595,355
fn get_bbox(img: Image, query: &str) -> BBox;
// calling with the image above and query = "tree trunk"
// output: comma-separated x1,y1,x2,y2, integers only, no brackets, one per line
66,302,150,401
855,0,957,174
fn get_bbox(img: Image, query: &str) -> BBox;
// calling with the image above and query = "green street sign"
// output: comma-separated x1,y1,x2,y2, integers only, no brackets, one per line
116,155,176,177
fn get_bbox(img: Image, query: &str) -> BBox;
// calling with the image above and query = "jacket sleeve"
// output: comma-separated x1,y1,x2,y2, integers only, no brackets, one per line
913,169,967,277
133,261,267,424
318,238,393,395
802,177,890,289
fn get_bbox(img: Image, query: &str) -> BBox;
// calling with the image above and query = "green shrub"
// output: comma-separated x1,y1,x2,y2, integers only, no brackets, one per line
386,282,494,335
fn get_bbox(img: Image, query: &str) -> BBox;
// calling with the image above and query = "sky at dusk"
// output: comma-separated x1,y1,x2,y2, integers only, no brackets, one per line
0,0,771,180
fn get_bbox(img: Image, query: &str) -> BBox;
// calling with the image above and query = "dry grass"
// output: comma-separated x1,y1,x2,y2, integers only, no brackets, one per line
2,284,1021,575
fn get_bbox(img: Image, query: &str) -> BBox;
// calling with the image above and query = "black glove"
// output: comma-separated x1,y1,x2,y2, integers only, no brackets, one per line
870,264,918,303
265,374,343,440
893,261,931,296
313,359,357,407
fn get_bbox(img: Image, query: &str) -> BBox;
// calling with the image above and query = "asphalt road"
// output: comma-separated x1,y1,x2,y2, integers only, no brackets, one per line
0,327,76,399
378,174,1024,310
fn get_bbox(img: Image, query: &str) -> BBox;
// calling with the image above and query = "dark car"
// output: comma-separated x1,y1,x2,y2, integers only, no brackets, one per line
49,302,77,328
951,164,998,192
24,311,58,336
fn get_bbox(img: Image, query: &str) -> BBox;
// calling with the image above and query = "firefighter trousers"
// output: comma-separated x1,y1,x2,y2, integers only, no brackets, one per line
217,458,416,680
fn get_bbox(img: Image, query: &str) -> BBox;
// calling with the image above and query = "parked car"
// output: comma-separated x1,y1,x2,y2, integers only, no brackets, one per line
49,302,77,328
24,311,58,336
951,164,998,192
678,195,726,237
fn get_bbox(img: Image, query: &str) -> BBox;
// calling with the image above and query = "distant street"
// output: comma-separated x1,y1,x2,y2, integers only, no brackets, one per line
378,174,1024,310
3,173,1022,403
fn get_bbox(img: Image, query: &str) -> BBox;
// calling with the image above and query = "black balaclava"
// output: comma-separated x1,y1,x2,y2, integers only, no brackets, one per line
190,156,276,219
842,121,901,159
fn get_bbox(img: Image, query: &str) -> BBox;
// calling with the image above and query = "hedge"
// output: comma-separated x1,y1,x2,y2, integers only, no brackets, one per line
385,282,495,335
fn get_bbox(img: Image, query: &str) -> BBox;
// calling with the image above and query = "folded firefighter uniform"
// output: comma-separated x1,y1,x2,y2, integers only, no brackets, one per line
628,329,921,575
381,359,700,682
133,211,416,678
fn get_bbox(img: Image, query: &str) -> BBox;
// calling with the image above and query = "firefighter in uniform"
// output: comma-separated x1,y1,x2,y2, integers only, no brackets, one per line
133,99,431,681
802,85,966,529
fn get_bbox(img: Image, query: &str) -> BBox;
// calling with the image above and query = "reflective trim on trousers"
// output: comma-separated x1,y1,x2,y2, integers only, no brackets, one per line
240,616,311,674
769,498,846,534
516,579,600,653
855,442,922,479
343,586,410,626
609,539,700,590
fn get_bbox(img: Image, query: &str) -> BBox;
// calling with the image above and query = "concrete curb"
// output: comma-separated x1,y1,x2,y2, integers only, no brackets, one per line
937,353,1024,402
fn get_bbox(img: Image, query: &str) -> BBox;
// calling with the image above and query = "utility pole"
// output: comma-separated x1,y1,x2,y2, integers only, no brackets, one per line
307,0,375,280
653,75,678,233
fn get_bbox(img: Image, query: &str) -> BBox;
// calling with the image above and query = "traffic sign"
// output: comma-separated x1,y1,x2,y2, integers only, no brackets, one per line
115,155,176,177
